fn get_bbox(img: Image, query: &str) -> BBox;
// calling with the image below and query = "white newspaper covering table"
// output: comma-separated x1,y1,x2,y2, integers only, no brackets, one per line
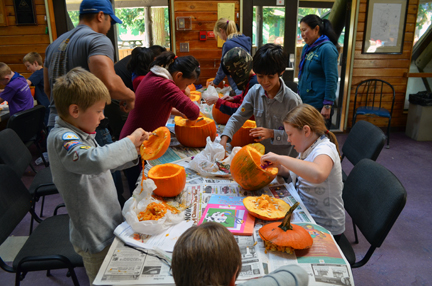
95,173,355,285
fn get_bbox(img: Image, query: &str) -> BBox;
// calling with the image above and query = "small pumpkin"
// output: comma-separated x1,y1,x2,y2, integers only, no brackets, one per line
248,143,265,155
230,145,278,191
259,202,313,254
230,120,257,147
148,163,186,197
174,116,217,147
243,194,290,221
140,127,171,161
187,83,196,91
189,91,201,102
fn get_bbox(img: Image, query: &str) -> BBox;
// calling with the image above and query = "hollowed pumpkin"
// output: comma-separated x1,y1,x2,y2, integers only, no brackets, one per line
243,194,290,221
189,91,201,102
212,105,231,124
148,163,186,197
140,127,171,160
174,116,217,147
259,202,313,254
230,120,257,147
230,145,278,191
248,143,265,155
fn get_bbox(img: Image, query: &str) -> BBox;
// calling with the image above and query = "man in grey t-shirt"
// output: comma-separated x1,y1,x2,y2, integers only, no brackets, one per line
44,0,135,129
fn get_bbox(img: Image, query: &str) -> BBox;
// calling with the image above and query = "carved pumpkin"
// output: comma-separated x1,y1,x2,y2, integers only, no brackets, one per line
259,202,313,254
247,143,265,155
230,145,278,190
230,120,257,147
148,163,186,197
187,84,196,91
174,116,217,147
140,127,171,161
243,195,290,220
212,105,231,124
189,91,201,102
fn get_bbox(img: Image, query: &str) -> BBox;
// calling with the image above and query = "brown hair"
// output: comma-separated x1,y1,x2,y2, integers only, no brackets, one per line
0,62,12,78
283,104,340,156
172,222,242,286
23,52,43,66
213,18,241,41
53,67,111,119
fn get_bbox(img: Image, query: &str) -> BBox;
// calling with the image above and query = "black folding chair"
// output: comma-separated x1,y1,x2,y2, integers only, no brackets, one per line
0,165,83,286
0,129,58,233
337,159,407,268
7,105,48,166
352,79,395,148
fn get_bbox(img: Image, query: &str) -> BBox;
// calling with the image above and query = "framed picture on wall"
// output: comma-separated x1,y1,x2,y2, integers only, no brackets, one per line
362,0,408,54
13,0,37,25
0,0,8,26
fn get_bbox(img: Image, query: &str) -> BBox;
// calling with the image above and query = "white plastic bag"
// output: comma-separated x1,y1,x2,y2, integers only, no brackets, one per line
202,85,219,102
122,179,185,235
189,137,241,177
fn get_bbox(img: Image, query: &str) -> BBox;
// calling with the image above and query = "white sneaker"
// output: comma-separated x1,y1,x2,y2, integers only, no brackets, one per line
35,152,49,165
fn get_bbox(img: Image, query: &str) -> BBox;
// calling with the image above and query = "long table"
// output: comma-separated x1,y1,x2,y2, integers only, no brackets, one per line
94,155,355,286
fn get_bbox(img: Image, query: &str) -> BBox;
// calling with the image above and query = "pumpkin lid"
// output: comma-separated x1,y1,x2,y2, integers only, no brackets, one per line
148,163,185,179
140,127,171,160
242,120,256,129
175,116,214,127
247,143,265,155
243,194,290,220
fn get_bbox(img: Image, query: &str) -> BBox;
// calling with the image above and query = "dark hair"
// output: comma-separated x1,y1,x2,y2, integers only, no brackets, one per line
149,45,167,59
253,43,287,75
150,51,200,79
79,13,107,22
127,47,153,76
300,14,339,47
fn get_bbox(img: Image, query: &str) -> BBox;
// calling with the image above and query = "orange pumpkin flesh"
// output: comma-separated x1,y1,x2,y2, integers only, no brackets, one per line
174,116,217,147
140,127,171,161
243,195,290,221
248,143,265,155
231,120,257,147
230,145,278,191
148,163,186,197
189,91,201,102
259,203,313,254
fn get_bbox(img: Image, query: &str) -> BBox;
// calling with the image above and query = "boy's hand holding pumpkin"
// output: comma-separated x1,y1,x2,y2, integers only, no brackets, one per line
127,128,149,154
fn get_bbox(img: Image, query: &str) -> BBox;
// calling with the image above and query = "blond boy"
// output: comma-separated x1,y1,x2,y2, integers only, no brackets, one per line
0,62,33,115
47,67,147,285
23,52,50,124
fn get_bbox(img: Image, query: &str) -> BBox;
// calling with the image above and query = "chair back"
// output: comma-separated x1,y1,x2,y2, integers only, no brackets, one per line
352,79,395,117
341,120,386,165
343,159,407,248
7,105,46,145
0,165,32,245
0,129,32,178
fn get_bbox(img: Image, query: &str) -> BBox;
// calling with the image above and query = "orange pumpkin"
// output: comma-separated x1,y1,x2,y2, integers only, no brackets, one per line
148,163,186,197
230,145,278,190
248,143,265,155
259,202,313,254
206,78,215,87
187,84,196,91
212,105,231,124
140,127,171,160
243,194,290,220
174,116,217,147
230,120,257,147
189,91,201,102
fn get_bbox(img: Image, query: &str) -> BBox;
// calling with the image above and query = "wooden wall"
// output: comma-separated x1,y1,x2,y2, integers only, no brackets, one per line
347,0,418,128
173,0,240,87
0,0,51,81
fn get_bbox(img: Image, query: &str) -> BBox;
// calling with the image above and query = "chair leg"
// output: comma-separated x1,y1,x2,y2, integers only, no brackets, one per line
353,221,359,244
68,268,81,286
40,196,45,217
352,113,357,128
46,269,51,276
386,117,391,149
15,272,21,286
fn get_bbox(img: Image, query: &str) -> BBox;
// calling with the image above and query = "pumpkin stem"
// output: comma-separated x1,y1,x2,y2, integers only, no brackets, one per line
278,202,299,231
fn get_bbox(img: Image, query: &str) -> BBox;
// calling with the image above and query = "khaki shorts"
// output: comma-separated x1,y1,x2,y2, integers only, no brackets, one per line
73,245,110,286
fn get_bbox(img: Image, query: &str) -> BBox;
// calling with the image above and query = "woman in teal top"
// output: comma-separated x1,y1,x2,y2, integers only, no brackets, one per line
298,14,339,129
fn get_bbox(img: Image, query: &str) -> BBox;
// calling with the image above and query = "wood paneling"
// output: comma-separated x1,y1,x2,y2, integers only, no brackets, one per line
347,0,419,129
174,0,240,86
0,0,50,85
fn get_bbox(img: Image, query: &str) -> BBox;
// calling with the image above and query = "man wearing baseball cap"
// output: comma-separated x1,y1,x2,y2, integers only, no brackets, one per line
44,0,135,132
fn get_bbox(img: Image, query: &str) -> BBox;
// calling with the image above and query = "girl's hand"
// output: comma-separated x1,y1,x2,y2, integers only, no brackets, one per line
249,127,274,142
261,152,280,165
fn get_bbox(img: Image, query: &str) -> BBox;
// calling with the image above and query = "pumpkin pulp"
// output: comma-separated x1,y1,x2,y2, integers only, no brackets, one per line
189,91,201,102
148,163,186,197
258,202,313,253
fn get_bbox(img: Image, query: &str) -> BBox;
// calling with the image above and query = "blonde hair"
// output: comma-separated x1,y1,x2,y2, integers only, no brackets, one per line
172,222,242,286
213,18,241,40
23,52,43,66
53,67,111,120
0,62,12,78
284,104,340,156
